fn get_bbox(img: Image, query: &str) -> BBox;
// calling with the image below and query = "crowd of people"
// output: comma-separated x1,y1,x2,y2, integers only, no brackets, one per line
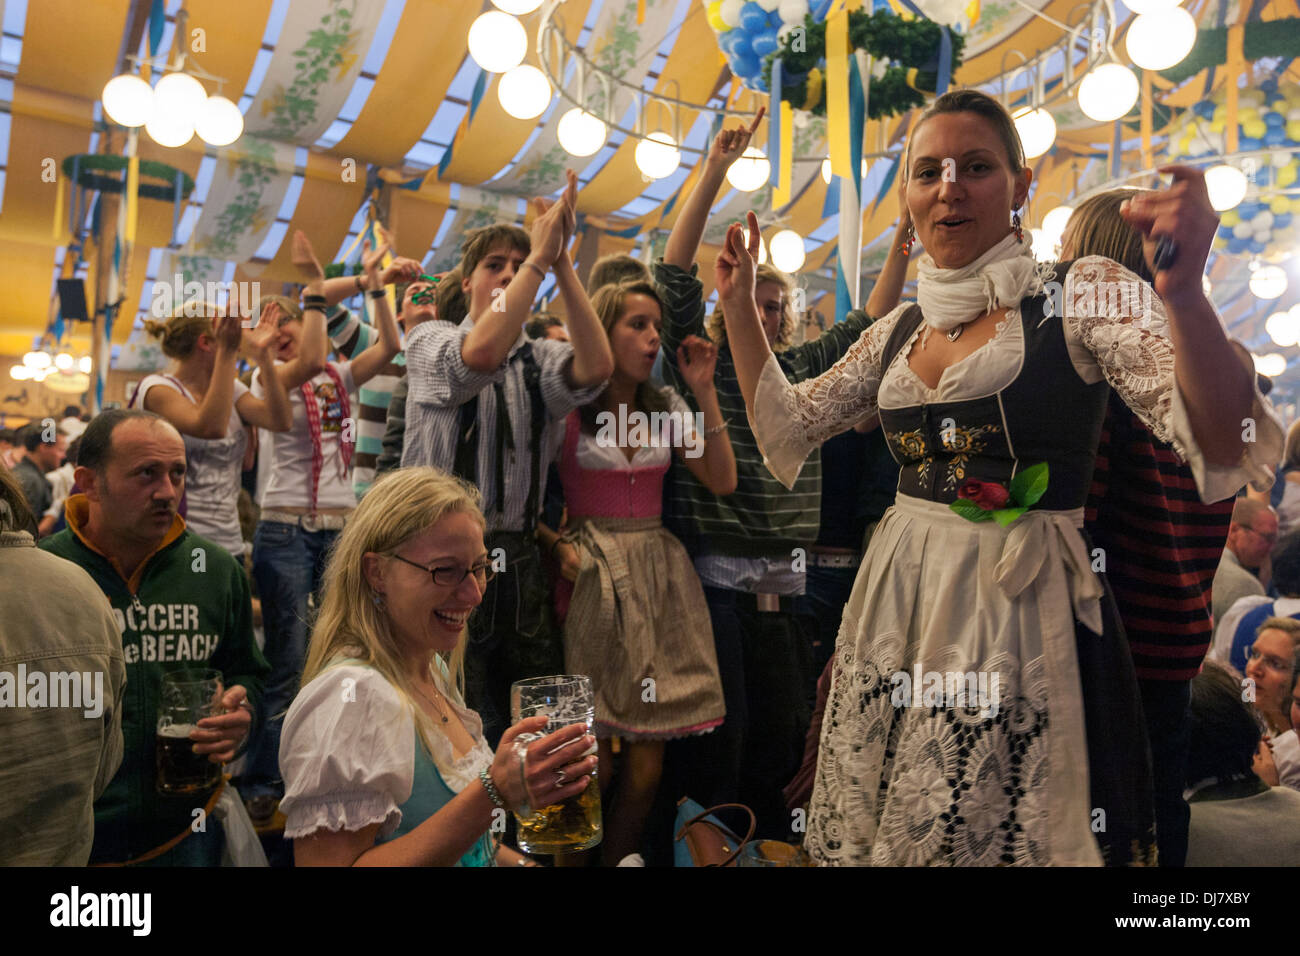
3,89,1300,867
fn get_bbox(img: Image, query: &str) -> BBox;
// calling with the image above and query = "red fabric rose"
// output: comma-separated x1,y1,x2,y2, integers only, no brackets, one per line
957,479,1010,511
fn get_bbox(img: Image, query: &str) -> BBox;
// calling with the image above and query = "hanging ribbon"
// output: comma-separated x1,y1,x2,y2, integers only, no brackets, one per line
834,52,868,322
822,176,841,219
52,175,65,241
148,0,166,58
896,0,953,95
637,0,646,24
827,7,852,178
171,169,183,247
1225,24,1244,154
468,68,489,126
69,156,82,239
775,99,794,208
124,153,140,245
769,58,783,189
1140,70,1153,170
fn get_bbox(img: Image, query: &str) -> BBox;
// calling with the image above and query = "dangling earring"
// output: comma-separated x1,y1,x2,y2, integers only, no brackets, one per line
372,594,386,611
900,223,916,257
1012,211,1024,243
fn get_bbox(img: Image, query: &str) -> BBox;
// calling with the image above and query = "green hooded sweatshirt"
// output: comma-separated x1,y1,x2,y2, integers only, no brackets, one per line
40,495,269,863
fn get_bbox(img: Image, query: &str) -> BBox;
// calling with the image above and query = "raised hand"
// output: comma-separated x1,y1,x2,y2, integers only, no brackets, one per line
707,106,766,171
291,230,325,283
1119,165,1218,307
529,173,578,270
380,255,423,287
677,335,719,394
242,300,282,359
212,311,244,353
361,235,390,285
715,210,761,302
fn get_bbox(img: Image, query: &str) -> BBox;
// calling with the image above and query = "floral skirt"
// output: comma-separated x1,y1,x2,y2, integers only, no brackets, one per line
563,516,726,740
806,495,1156,866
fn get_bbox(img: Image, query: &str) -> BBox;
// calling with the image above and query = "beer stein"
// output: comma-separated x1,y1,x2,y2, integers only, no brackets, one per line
509,675,602,854
156,668,224,795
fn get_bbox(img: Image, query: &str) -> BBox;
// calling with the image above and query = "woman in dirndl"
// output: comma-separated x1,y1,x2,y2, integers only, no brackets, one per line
713,89,1282,866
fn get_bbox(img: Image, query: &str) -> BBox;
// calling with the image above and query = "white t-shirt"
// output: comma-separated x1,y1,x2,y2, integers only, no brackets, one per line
253,362,358,512
134,374,249,556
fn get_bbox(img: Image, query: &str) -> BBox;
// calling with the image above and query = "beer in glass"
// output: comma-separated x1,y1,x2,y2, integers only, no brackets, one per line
510,675,602,854
156,668,224,795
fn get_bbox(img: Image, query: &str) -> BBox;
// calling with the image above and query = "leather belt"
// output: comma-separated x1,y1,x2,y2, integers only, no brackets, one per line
260,510,351,532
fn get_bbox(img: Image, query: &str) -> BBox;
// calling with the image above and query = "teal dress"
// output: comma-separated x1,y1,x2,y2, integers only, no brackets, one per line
377,736,497,867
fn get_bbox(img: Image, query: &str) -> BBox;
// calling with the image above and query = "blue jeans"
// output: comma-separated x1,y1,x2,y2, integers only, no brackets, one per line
245,520,339,798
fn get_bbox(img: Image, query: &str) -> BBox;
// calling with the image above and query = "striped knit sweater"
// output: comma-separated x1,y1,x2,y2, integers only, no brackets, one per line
653,260,873,558
1084,389,1234,682
327,304,405,499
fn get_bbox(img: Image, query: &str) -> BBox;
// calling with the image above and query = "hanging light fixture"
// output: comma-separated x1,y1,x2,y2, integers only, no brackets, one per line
1267,309,1300,347
1250,264,1288,300
1255,353,1288,377
468,11,528,73
728,147,771,192
769,229,806,272
1125,8,1197,71
635,131,681,180
9,365,33,381
498,65,551,120
1077,62,1139,122
1013,106,1057,159
491,0,544,12
78,356,92,374
54,352,74,371
1124,0,1183,13
820,157,870,184
1041,205,1074,245
22,350,51,370
101,73,155,127
194,95,244,147
557,108,607,157
1204,164,1248,212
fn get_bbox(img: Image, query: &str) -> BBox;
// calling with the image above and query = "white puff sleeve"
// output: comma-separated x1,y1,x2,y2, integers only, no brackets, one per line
278,664,415,840
1062,256,1283,503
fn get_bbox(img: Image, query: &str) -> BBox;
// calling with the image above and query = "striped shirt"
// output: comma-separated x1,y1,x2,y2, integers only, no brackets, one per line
653,260,874,560
1084,390,1235,682
327,305,405,499
402,317,605,533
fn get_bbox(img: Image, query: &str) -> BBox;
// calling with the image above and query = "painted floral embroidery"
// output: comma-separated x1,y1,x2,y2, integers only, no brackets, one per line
940,422,1002,491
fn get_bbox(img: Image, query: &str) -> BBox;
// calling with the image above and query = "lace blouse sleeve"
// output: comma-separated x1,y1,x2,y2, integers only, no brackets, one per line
278,665,415,840
1062,255,1283,503
750,304,903,489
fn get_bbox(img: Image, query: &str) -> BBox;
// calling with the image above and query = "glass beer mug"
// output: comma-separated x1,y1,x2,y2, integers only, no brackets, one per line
509,675,602,854
156,668,224,795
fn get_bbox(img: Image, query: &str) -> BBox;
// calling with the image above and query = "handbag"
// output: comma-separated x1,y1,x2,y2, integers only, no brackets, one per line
673,797,756,867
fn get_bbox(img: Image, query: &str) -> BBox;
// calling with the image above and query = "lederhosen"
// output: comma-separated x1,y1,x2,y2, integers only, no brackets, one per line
872,262,1157,865
452,341,563,747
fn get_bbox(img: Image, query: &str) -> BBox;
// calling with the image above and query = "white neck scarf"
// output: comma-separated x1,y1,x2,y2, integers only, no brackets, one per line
916,231,1039,332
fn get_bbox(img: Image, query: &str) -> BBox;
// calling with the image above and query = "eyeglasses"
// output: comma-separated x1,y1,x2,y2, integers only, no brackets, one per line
389,552,496,588
1247,646,1294,674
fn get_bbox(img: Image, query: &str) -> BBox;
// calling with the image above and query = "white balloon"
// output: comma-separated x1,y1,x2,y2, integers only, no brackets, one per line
778,0,809,24
720,0,745,28
756,0,781,11
1232,222,1253,239
1256,211,1275,231
1274,151,1293,168
1288,108,1300,122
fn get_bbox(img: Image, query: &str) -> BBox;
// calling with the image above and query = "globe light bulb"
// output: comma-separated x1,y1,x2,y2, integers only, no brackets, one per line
769,229,806,272
1012,106,1057,160
1250,265,1288,300
727,146,771,192
1255,353,1287,377
635,131,681,180
101,73,155,127
1029,228,1056,262
468,11,527,73
821,156,869,184
1077,63,1139,122
9,365,32,381
497,65,551,120
1125,8,1196,71
556,108,607,157
23,350,51,370
79,356,92,374
1267,310,1300,347
54,352,74,371
154,72,208,117
1204,164,1248,211
1124,0,1183,14
1041,205,1074,245
195,95,244,146
145,109,195,148
491,0,544,12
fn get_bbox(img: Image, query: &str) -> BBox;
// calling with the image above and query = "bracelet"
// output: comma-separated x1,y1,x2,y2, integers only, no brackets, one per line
704,418,730,437
303,295,327,313
367,288,386,300
549,531,574,558
479,767,509,810
520,260,547,281
354,275,365,294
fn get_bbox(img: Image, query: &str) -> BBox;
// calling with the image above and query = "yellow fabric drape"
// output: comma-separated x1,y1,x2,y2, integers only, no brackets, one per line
827,8,852,177
774,100,794,207
1225,24,1244,154
124,154,139,245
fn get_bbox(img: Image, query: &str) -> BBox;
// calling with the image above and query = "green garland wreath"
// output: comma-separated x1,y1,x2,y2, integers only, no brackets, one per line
1157,17,1300,85
61,154,196,202
760,10,966,120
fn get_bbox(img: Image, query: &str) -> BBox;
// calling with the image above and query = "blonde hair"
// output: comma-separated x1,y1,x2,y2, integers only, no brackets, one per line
142,304,220,360
581,281,670,432
1283,420,1300,473
301,467,487,755
1062,188,1154,282
708,262,796,351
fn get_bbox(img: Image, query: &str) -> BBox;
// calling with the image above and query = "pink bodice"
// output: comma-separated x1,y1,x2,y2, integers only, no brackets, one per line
557,411,666,520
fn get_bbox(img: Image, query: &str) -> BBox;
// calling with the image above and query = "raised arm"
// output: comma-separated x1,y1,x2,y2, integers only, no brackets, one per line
234,302,294,432
142,313,240,440
348,237,403,387
864,178,912,321
552,229,613,386
275,231,329,390
674,338,736,495
663,108,764,270
461,173,575,373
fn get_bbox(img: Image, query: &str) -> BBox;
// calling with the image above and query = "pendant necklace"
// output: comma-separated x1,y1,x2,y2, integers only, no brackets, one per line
415,684,450,724
947,325,963,342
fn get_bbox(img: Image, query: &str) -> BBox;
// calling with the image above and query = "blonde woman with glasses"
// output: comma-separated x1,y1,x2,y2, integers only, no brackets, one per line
278,467,597,866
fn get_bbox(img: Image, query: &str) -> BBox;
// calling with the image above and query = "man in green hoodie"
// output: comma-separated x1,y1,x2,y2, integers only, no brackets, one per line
40,409,269,865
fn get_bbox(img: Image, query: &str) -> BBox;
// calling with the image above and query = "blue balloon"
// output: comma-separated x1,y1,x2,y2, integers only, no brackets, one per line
732,52,760,78
1241,136,1263,151
753,31,780,57
1194,101,1215,119
753,75,770,93
1265,111,1285,126
730,32,755,57
768,10,783,27
1261,77,1279,95
1265,127,1288,146
1238,201,1261,220
741,2,768,32
1250,238,1267,254
1225,237,1243,254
